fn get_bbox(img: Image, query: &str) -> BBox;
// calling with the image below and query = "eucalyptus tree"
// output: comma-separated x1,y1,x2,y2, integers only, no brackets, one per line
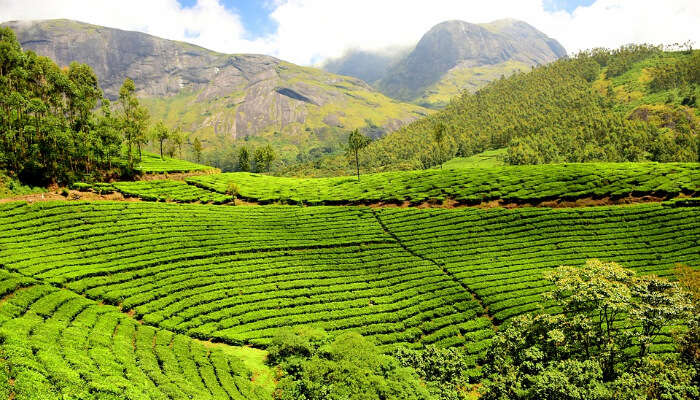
346,129,370,181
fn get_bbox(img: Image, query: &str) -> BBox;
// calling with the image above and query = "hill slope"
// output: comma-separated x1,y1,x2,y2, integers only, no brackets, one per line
295,46,699,176
2,19,429,165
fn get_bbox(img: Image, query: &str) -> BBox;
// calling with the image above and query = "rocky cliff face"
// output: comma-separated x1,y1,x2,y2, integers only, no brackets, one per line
3,19,427,153
323,19,566,106
2,19,233,99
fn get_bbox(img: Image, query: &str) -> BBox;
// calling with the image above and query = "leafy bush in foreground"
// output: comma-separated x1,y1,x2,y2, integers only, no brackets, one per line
479,260,697,400
269,327,434,400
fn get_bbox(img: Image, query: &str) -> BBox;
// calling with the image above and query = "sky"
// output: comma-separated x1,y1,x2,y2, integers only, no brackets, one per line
0,0,698,66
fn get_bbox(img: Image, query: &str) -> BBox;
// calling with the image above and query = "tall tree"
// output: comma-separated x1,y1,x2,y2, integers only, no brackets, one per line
118,77,149,167
432,121,446,169
192,137,203,163
253,144,276,173
238,146,250,172
153,121,170,160
96,99,121,169
346,129,370,181
171,126,184,158
134,105,150,162
118,78,137,168
262,144,276,172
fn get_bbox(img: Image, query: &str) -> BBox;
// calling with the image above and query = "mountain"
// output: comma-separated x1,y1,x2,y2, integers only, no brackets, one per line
2,19,429,165
323,19,566,107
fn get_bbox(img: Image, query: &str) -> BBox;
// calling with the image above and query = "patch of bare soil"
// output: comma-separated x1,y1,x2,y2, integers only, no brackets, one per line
0,189,139,203
1,188,692,209
363,194,690,209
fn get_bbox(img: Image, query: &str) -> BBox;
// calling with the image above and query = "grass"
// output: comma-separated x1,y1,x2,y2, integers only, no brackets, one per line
0,173,46,199
211,345,276,396
187,162,699,205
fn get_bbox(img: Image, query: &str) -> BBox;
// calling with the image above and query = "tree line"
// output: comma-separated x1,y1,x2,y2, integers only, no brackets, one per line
0,27,208,185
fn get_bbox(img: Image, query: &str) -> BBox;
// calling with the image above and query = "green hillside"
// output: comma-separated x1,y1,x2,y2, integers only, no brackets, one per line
416,60,532,108
140,63,430,168
291,46,699,176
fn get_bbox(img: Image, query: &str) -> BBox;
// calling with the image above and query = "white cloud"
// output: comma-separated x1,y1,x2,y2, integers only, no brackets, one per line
1,0,699,66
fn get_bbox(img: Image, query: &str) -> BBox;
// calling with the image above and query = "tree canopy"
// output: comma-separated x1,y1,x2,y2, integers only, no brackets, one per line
268,327,434,400
479,260,697,400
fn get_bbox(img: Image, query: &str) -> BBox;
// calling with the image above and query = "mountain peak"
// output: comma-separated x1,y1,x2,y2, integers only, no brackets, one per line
375,19,565,103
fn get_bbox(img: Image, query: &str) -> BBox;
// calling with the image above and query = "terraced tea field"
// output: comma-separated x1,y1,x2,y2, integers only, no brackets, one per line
0,203,487,353
377,201,700,326
113,181,233,203
0,268,270,399
1,161,698,398
187,162,698,205
0,198,697,396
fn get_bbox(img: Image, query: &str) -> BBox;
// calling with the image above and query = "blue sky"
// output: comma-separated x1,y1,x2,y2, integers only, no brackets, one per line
177,0,278,39
543,0,597,13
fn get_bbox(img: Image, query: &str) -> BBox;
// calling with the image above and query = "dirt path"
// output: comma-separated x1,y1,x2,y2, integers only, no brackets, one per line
0,189,139,203
371,209,495,324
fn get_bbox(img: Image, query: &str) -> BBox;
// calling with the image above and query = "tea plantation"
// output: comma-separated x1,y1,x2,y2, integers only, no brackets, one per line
0,268,269,399
0,192,698,398
0,162,699,399
114,180,233,203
